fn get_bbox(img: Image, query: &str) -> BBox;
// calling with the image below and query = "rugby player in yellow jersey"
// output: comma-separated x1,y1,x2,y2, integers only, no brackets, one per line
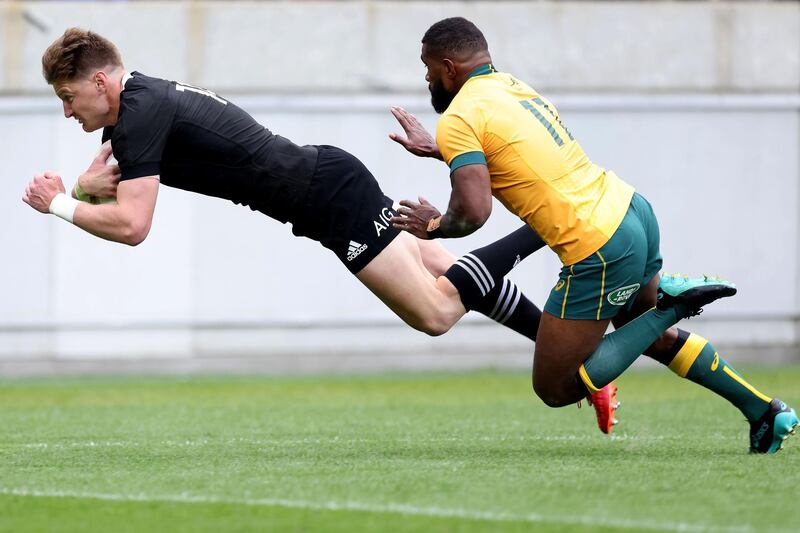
389,17,797,453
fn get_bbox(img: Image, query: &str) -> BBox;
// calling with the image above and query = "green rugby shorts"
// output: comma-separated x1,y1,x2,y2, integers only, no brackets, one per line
544,193,662,320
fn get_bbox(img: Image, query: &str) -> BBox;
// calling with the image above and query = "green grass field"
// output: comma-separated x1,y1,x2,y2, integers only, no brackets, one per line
1,366,798,533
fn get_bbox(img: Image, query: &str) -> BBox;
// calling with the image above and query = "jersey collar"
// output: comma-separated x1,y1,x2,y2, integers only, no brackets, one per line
465,63,497,81
121,71,133,89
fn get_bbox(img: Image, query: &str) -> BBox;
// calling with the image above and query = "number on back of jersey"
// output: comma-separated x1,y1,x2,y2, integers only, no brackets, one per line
175,82,227,105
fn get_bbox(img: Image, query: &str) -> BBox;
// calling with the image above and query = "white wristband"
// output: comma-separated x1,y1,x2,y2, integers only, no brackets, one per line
49,192,79,223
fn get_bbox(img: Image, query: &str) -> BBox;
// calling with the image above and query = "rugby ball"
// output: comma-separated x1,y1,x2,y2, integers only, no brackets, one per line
79,152,118,204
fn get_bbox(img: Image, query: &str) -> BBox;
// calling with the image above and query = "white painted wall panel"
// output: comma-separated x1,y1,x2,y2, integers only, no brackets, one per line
0,114,53,325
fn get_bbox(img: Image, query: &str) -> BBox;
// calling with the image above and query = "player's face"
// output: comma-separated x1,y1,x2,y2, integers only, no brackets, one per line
421,45,457,114
54,75,112,132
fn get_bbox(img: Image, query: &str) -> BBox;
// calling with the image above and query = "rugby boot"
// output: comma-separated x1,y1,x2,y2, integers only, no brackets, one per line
586,382,620,434
749,399,799,454
656,274,737,317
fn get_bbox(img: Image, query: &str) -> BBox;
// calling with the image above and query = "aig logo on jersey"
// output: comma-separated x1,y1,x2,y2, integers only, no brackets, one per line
373,206,397,236
607,283,641,306
347,241,368,262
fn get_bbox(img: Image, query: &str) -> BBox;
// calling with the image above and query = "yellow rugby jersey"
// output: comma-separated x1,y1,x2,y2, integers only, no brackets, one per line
436,64,635,266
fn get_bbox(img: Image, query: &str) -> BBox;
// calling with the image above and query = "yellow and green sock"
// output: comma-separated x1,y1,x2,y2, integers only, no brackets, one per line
662,329,771,421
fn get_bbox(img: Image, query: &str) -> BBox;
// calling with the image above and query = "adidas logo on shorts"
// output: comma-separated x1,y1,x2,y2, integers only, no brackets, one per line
347,240,368,261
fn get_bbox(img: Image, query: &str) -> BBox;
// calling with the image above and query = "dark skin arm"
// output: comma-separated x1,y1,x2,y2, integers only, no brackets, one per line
391,163,493,239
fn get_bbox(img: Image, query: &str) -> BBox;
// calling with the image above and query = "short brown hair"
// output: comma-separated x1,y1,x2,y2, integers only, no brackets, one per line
42,28,123,85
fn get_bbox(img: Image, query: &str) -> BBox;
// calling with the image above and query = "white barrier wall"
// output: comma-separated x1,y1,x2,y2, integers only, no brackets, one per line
0,1,798,374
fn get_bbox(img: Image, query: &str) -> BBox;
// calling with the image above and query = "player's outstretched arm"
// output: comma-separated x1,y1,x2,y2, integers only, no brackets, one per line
392,164,492,239
388,106,443,160
23,171,159,246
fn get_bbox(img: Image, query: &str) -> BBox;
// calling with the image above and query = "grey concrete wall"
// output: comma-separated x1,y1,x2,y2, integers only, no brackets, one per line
0,1,798,375
2,1,798,94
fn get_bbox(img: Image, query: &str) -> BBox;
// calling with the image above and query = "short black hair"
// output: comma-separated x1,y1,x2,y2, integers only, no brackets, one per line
422,17,488,56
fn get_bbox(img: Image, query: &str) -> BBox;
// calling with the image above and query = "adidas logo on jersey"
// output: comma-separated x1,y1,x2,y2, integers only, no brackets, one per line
347,241,368,261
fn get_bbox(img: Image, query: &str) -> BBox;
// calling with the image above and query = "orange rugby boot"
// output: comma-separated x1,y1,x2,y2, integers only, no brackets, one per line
586,382,620,434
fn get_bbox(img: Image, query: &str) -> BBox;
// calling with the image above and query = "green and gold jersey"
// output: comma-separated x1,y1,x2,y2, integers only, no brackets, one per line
436,65,635,266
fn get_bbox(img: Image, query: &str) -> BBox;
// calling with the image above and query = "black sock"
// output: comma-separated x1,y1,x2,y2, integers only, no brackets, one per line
444,224,544,308
472,278,541,341
444,224,545,341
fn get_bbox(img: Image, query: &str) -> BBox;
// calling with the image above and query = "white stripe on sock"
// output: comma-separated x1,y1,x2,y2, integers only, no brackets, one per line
493,281,516,322
463,253,495,290
454,261,489,296
497,285,521,324
489,279,511,319
457,256,492,295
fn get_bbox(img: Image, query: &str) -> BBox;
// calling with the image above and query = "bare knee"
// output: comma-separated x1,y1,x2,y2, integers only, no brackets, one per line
532,375,575,408
413,314,454,337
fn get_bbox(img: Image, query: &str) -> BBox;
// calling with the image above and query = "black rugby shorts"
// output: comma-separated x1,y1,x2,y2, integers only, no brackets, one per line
290,145,401,274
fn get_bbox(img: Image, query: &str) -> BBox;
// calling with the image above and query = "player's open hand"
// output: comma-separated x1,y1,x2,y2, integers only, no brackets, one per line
78,141,121,198
23,171,66,213
391,197,442,239
389,107,443,160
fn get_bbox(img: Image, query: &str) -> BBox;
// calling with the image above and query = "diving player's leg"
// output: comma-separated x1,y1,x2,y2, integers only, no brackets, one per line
414,223,545,278
356,231,465,336
414,238,455,277
430,224,545,341
309,144,543,338
357,228,543,339
415,234,544,341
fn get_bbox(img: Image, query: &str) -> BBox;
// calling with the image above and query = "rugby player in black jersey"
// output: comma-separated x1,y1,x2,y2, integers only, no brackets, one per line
22,29,558,352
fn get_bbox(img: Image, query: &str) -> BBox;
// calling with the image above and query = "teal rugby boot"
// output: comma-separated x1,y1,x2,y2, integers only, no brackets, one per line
750,399,799,454
656,274,737,317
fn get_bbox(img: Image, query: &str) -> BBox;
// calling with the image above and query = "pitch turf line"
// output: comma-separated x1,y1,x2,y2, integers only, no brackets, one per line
0,486,779,533
12,433,673,449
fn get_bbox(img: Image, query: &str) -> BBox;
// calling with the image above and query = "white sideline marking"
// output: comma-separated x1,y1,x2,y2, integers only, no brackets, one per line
0,486,774,533
12,434,677,450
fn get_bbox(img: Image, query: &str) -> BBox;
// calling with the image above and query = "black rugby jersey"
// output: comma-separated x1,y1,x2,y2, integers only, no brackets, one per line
102,72,319,223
